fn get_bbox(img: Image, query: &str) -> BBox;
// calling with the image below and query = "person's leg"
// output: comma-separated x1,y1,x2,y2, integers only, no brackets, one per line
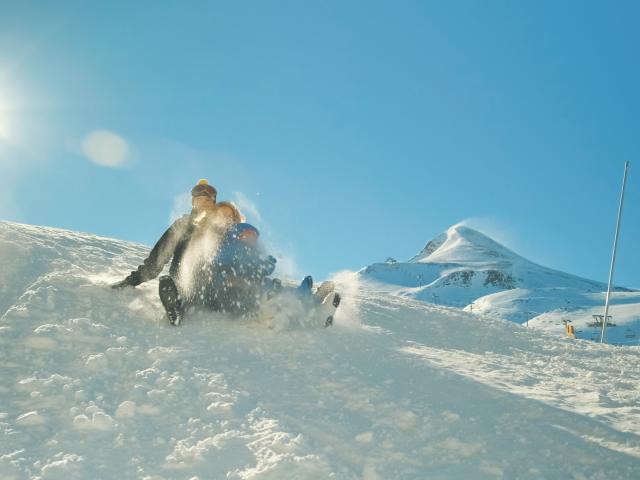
159,275,184,326
219,285,254,316
216,279,261,317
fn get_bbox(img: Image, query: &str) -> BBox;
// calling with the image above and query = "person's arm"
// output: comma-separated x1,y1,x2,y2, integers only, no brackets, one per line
239,246,276,279
254,253,277,278
113,216,190,288
216,242,276,280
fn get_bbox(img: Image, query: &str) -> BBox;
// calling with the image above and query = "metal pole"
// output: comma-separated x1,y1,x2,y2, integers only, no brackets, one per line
600,161,630,344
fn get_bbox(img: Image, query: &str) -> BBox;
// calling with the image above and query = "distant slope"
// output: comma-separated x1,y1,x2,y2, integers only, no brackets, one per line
360,223,639,344
1,220,640,478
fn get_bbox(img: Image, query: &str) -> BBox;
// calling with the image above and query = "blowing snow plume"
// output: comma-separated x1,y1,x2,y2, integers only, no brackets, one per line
174,211,227,298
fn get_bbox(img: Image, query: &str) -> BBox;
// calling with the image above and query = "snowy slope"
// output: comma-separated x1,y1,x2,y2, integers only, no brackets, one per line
1,220,640,479
360,224,640,344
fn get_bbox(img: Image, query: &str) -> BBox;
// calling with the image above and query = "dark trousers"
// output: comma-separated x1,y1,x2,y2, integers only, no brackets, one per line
159,275,259,318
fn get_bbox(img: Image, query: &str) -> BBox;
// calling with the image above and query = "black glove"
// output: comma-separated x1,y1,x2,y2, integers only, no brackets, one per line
111,278,133,289
111,271,141,289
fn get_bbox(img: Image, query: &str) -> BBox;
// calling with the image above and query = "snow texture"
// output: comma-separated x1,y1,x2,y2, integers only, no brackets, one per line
1,220,639,479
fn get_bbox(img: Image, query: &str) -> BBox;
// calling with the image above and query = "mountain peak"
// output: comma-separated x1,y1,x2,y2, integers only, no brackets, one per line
409,223,522,265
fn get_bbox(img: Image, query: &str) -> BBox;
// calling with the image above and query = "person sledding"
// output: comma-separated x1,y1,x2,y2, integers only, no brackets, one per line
112,179,237,321
209,222,340,327
112,179,340,326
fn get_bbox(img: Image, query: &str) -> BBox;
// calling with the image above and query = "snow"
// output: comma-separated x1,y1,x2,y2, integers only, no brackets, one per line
1,220,640,478
409,224,525,265
361,223,640,344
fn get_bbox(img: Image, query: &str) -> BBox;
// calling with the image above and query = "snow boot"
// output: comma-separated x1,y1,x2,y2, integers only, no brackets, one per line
324,293,341,327
159,276,184,326
314,281,335,303
298,275,313,294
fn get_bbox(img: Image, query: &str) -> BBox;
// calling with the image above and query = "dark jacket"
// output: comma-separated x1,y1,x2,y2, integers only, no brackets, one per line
206,223,277,314
123,212,219,287
214,223,276,282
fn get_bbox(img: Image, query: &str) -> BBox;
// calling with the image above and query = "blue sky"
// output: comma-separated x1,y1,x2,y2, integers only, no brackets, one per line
0,1,638,287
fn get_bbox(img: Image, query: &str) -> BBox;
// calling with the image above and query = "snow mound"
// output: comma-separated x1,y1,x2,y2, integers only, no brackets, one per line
1,220,640,479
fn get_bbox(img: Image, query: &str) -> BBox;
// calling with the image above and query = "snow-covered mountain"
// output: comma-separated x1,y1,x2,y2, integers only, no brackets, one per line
360,224,640,344
1,220,640,479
